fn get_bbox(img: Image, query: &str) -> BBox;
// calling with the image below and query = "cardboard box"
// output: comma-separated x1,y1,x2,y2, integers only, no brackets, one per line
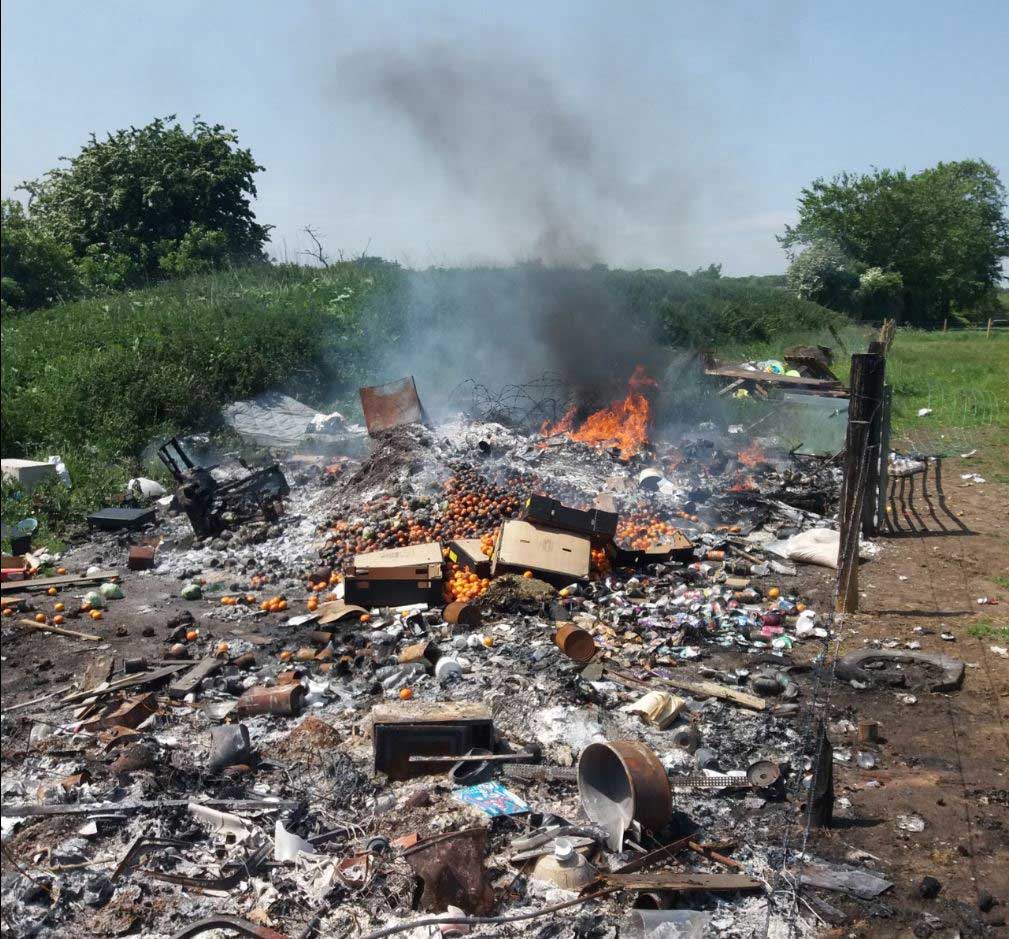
608,528,695,566
520,494,618,545
345,542,443,607
1,459,57,492
492,520,590,585
446,539,492,577
1,555,27,583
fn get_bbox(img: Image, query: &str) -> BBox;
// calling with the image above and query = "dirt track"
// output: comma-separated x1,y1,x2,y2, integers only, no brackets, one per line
803,436,1009,936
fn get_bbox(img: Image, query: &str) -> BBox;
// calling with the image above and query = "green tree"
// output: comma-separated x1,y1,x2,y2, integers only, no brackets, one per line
1,199,81,313
779,160,1009,325
19,116,270,290
785,239,861,312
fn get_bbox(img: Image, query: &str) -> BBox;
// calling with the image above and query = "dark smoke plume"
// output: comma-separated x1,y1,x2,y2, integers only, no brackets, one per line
346,43,694,410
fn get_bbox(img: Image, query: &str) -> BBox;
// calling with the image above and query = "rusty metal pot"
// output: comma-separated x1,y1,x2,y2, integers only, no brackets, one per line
554,623,597,663
577,740,672,850
236,684,305,717
443,601,483,628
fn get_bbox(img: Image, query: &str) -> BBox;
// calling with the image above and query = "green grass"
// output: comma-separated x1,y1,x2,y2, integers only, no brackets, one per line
967,621,1009,642
884,329,1009,450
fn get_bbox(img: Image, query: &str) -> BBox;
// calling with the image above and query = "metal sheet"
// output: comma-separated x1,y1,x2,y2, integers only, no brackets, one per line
359,376,426,436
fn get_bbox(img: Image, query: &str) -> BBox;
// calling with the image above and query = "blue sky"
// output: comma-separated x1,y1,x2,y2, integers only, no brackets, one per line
2,0,1006,274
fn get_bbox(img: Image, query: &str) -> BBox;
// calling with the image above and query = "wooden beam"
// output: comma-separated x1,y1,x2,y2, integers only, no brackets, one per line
2,570,119,595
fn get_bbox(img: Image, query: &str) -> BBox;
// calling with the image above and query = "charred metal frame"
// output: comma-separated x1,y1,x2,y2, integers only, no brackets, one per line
158,437,289,538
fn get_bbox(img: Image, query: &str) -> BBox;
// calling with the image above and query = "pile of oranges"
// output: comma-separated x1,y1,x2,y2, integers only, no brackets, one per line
259,596,289,614
479,531,497,558
590,546,611,575
616,515,684,551
437,467,525,541
443,562,491,603
323,463,532,569
220,594,258,607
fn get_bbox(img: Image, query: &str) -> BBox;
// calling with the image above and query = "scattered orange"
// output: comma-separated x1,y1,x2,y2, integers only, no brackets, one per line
47,587,59,596
89,610,103,620
2,608,13,617
216,642,230,656
399,687,413,700
34,613,47,623
56,567,67,575
54,602,65,613
185,628,199,641
523,570,534,578
53,614,65,625
279,650,294,661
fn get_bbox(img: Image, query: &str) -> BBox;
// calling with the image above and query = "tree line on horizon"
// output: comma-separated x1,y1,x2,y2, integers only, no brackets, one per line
2,116,1007,326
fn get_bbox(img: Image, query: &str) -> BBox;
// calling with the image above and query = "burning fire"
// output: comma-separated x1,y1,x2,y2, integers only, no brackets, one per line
737,440,767,467
728,475,759,493
540,366,658,460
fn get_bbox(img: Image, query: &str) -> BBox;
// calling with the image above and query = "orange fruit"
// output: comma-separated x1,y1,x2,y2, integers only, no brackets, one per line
279,650,293,661
90,610,103,620
34,613,47,623
81,601,92,613
2,608,13,617
56,567,67,575
53,615,65,625
216,642,230,656
185,628,199,641
523,570,534,578
399,687,413,700
54,602,65,613
47,587,58,596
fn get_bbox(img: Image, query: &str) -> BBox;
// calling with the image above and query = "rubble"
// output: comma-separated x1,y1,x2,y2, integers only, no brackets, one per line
2,384,905,938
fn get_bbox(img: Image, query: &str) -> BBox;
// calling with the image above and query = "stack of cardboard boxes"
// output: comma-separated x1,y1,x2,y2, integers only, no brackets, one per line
341,493,693,607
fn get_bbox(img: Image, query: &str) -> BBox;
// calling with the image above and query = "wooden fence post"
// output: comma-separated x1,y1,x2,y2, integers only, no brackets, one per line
854,349,887,537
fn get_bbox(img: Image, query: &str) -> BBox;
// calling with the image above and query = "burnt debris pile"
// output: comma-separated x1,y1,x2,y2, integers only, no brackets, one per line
3,373,892,939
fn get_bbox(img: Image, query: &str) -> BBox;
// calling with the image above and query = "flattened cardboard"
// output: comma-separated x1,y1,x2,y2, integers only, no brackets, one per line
492,520,590,585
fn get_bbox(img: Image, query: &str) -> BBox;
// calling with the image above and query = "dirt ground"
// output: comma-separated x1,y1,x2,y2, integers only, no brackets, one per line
798,435,1009,937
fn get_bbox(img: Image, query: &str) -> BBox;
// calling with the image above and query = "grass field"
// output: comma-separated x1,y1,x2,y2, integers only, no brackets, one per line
2,262,1005,546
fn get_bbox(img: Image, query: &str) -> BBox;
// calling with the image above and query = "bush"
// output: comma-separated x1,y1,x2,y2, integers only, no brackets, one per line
1,200,82,313
19,116,270,293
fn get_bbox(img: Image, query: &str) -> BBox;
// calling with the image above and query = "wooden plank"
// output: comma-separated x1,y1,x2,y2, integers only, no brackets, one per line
1,798,300,818
2,570,119,595
604,666,766,711
704,365,843,389
601,871,763,892
18,617,102,642
62,663,189,704
167,657,221,700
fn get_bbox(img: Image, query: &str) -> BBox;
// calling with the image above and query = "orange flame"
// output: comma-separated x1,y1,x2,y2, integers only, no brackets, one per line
729,475,759,493
737,440,767,467
541,366,657,460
